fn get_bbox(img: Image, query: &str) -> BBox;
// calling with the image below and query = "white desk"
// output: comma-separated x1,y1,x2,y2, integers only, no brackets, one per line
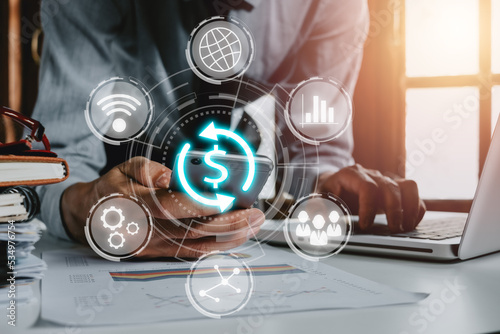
6,232,500,334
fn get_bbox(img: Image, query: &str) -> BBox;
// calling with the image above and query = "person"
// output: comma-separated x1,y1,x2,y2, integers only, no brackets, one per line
32,0,425,258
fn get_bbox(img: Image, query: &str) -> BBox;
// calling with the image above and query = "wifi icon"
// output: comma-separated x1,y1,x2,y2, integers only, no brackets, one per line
86,77,153,145
96,94,142,133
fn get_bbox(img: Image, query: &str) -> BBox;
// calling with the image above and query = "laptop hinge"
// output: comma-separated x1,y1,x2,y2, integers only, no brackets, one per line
348,242,433,253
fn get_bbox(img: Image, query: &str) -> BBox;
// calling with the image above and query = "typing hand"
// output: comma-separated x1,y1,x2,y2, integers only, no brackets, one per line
317,164,426,233
61,157,264,258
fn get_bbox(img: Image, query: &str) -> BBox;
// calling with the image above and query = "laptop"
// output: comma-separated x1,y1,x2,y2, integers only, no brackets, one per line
257,119,500,261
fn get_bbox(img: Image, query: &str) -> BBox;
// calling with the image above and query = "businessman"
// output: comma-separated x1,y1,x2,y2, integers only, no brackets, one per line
33,0,425,258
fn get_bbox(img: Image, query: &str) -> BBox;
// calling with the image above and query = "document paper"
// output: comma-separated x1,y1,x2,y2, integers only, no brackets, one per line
41,244,427,325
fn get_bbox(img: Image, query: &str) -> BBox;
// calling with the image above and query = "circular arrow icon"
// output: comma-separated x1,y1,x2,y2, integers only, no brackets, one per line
177,122,256,212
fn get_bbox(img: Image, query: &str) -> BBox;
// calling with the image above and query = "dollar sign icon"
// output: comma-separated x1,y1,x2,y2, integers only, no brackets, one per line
203,145,229,189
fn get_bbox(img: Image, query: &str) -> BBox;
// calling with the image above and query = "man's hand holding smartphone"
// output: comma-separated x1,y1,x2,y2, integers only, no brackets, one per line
61,157,265,259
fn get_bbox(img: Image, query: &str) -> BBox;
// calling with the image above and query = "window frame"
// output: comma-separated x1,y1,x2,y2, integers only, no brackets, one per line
400,0,494,203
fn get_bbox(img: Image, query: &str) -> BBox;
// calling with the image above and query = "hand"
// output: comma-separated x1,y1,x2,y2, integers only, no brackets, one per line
61,157,265,258
317,164,426,232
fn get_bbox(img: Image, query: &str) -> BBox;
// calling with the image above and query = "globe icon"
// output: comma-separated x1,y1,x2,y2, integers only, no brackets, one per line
199,27,242,73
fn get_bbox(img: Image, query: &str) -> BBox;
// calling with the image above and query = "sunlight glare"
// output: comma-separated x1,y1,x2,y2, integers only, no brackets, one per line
406,0,479,77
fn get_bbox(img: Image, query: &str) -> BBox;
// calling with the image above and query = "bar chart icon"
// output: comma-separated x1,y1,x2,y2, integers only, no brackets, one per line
302,94,338,128
285,77,353,145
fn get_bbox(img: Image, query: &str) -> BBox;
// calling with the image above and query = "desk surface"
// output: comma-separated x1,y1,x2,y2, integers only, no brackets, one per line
5,232,500,334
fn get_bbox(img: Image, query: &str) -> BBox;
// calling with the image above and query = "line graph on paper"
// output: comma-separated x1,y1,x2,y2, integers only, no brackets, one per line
145,292,193,309
251,286,337,300
143,286,337,310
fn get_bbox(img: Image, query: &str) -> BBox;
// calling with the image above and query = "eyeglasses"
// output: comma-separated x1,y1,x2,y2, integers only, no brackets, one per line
0,106,56,157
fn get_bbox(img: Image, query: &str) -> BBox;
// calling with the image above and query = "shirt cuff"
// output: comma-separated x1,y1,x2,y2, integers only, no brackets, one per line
289,157,354,198
35,177,82,242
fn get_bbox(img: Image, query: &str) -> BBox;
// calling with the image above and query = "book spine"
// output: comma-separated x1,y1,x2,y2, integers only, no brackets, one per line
2,187,40,221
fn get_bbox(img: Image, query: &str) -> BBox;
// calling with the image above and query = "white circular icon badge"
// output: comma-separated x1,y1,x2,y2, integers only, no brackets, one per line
285,77,353,145
185,252,253,318
85,77,153,145
187,16,255,84
85,193,154,261
284,193,352,261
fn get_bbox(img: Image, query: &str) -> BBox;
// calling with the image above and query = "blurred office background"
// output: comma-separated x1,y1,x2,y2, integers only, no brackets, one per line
1,0,496,210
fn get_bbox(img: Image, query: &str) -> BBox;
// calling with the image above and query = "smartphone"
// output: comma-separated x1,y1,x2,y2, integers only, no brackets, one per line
170,149,274,210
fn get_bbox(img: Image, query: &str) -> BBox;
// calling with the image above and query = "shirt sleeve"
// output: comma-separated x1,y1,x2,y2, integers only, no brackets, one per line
32,0,133,240
278,0,369,196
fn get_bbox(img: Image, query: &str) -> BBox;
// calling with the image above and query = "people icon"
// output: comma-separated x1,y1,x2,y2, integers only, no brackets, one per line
295,210,311,237
310,215,328,246
327,223,342,237
285,194,352,260
294,210,343,246
327,211,342,237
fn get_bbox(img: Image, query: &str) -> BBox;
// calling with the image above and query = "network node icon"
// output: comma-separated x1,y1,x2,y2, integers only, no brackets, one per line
285,193,352,261
85,193,154,261
187,16,255,84
285,77,353,145
186,252,253,318
199,265,242,303
85,77,153,145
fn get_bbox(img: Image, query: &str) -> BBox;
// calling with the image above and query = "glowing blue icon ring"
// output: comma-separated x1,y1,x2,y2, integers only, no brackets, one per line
177,122,256,212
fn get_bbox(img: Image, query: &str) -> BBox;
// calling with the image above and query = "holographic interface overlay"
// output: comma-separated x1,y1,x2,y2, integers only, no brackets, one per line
285,77,353,145
85,77,154,145
85,193,154,261
127,74,320,258
185,251,253,318
284,193,352,261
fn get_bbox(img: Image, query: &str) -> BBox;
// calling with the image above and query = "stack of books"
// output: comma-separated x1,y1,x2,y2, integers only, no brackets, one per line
0,190,48,325
0,106,69,326
0,153,68,325
0,190,48,278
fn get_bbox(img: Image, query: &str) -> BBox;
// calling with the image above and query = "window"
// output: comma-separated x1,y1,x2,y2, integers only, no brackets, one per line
403,0,497,199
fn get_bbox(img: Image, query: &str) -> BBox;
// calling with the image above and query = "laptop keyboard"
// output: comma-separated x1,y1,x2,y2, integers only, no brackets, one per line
355,216,467,240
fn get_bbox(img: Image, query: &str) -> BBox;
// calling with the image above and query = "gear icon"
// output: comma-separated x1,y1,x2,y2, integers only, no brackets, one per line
126,222,140,235
108,231,125,249
101,206,125,231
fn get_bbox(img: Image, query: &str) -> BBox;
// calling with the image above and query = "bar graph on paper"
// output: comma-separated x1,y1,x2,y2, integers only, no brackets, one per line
301,94,338,128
